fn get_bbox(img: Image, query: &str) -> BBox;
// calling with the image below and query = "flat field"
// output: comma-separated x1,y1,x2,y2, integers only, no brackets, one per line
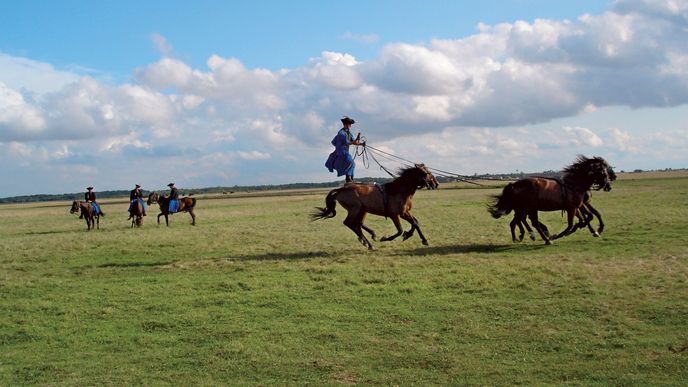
1,173,687,385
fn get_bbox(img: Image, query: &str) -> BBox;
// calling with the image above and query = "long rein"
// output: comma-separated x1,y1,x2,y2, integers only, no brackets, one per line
354,141,497,187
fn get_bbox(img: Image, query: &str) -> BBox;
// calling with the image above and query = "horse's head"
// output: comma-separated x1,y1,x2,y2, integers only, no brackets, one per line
70,200,80,214
399,164,439,190
587,156,615,191
603,164,617,191
147,192,158,205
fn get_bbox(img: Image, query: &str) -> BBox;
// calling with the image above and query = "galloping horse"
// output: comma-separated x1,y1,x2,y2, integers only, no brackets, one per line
147,192,197,226
70,200,100,230
311,164,438,250
128,199,144,227
489,156,615,245
509,191,604,242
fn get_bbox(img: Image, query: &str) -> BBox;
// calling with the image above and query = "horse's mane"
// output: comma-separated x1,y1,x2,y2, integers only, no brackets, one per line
383,165,426,195
562,155,609,188
396,165,421,179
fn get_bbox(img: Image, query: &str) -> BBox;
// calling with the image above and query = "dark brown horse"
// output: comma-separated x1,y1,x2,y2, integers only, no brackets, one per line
147,192,197,226
489,156,615,244
311,164,438,250
509,191,605,242
70,200,100,230
128,200,144,227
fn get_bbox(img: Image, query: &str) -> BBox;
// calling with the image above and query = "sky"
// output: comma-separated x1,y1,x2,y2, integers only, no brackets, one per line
1,0,687,197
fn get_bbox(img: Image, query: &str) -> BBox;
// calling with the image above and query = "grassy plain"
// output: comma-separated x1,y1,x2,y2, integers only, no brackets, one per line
1,173,687,385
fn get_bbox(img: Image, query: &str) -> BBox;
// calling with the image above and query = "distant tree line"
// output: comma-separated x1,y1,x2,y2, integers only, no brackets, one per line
1,168,685,204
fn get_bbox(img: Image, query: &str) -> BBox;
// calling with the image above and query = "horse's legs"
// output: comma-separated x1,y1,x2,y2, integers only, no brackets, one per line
96,215,99,230
189,209,196,226
520,214,536,241
510,211,524,242
528,211,551,245
400,213,428,245
587,203,604,235
360,214,376,241
553,209,576,240
344,212,372,249
577,206,597,236
157,213,163,225
380,214,403,242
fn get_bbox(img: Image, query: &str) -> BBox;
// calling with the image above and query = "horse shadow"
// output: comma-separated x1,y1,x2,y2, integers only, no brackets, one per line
25,229,73,236
390,242,546,257
231,250,343,262
96,260,177,268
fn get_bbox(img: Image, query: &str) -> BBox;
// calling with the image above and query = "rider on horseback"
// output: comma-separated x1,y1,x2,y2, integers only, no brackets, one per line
129,184,147,216
82,186,105,218
168,183,180,213
325,116,363,183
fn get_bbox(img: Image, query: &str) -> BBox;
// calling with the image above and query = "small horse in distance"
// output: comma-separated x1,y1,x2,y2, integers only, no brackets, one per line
489,155,615,245
128,199,144,227
70,200,100,230
311,164,439,250
147,192,197,226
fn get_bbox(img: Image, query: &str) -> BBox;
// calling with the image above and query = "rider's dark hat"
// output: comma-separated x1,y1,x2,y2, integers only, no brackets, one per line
86,186,93,190
341,116,355,125
168,183,175,187
135,184,141,188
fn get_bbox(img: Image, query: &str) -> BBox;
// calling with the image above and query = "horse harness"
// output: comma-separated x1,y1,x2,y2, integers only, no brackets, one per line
375,183,390,218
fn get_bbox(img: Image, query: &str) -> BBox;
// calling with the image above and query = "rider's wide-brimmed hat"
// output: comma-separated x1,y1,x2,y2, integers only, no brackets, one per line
341,116,355,125
167,183,175,187
86,186,93,190
135,184,141,188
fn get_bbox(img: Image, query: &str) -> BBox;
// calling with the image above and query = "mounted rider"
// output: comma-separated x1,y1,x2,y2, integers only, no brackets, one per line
129,184,147,216
168,183,180,213
82,186,104,218
325,116,363,183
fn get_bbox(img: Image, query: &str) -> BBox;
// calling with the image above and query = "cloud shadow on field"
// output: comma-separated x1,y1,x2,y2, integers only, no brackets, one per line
392,243,546,256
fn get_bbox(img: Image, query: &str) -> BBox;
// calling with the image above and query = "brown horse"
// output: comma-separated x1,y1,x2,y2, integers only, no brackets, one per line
509,191,605,242
489,156,615,245
311,164,438,250
147,192,197,226
70,200,99,230
128,199,144,227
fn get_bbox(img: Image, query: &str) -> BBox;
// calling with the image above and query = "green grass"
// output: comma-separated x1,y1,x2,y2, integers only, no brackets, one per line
1,176,687,385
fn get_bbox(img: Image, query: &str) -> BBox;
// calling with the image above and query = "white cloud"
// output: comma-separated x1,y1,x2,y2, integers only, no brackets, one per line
340,31,380,44
2,0,688,195
150,33,173,57
237,150,271,160
564,126,604,147
0,53,80,94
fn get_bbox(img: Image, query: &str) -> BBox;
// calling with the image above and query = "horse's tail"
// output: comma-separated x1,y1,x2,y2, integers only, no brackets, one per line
311,188,341,221
488,183,515,219
189,197,196,209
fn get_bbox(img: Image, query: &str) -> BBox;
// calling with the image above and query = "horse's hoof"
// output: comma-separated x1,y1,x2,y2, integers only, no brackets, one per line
380,236,389,242
422,240,429,246
545,240,553,245
592,232,600,237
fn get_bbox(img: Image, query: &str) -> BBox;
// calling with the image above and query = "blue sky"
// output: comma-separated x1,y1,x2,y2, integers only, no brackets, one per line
1,0,687,196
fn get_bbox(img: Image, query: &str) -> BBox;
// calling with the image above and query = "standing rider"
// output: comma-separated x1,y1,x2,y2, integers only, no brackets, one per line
83,186,104,218
129,184,146,216
325,116,363,183
168,183,180,213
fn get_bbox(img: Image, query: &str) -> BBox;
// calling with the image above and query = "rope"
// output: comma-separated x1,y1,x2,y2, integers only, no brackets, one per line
361,143,496,187
366,147,398,178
